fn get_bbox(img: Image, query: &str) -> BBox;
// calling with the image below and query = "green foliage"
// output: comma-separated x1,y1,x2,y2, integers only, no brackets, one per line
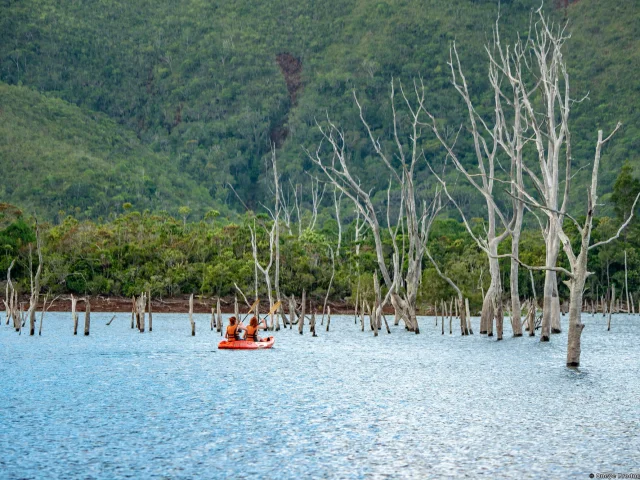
1,0,637,221
0,83,213,220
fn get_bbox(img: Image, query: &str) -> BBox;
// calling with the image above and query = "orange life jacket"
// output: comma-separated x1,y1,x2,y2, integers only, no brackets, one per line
226,324,238,341
245,324,258,342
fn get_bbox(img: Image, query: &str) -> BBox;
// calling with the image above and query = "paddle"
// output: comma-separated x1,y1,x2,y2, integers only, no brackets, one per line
258,300,282,333
240,298,260,324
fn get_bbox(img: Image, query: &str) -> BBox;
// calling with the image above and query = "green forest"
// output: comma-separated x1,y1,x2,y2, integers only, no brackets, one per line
2,158,639,311
1,0,639,307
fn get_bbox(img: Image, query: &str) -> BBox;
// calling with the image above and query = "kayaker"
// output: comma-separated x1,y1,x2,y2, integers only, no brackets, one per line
244,316,267,342
226,316,244,341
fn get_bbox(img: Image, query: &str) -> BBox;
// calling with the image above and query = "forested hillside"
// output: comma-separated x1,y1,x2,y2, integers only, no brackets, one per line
0,0,638,219
0,83,213,219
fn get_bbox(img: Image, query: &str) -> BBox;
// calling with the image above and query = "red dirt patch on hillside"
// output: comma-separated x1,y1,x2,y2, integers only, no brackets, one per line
276,53,303,105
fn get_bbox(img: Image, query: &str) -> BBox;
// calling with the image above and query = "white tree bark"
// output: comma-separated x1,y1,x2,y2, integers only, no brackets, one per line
27,225,43,336
309,80,441,334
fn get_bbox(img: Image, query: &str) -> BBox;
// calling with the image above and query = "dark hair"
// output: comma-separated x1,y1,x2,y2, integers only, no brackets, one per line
250,316,258,327
229,316,237,325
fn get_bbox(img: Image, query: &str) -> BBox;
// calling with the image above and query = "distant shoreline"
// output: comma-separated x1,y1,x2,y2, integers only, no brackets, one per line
11,295,428,315
13,295,362,315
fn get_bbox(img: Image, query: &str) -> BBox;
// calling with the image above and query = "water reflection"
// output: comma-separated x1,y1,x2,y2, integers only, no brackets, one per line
1,312,639,479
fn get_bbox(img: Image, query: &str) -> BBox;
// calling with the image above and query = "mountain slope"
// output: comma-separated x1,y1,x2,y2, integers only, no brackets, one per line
0,0,637,218
0,82,213,219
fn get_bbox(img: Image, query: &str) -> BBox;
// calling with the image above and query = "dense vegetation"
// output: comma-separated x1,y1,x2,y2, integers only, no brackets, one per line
1,0,638,220
2,162,639,311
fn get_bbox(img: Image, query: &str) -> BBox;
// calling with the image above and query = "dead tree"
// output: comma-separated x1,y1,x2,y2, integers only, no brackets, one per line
189,293,195,336
334,187,344,257
148,290,153,332
321,246,336,325
309,80,442,333
72,295,79,335
4,259,15,326
137,293,146,333
426,36,515,340
298,290,306,335
27,224,43,336
84,298,91,336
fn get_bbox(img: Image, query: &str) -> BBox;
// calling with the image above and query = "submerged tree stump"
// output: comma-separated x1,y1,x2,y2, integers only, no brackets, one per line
189,294,195,336
84,298,91,336
72,295,79,335
148,290,153,332
299,290,306,335
310,310,317,337
465,298,473,335
217,298,223,334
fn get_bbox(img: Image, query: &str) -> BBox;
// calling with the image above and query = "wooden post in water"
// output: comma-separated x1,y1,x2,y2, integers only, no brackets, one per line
608,285,614,331
527,299,535,337
289,296,295,329
148,290,152,332
189,294,195,336
465,298,473,335
275,303,281,331
353,290,358,325
38,295,47,336
449,297,453,335
441,301,445,335
138,293,145,333
326,306,331,332
371,303,378,337
131,296,135,329
84,298,91,336
435,302,438,326
310,309,317,337
299,290,306,335
360,300,365,332
217,298,223,333
72,295,79,335
211,307,215,331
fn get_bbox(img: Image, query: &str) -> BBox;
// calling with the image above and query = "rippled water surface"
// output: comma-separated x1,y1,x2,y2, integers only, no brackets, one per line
1,312,639,479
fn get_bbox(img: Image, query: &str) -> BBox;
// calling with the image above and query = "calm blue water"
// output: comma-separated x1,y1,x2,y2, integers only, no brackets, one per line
1,312,638,479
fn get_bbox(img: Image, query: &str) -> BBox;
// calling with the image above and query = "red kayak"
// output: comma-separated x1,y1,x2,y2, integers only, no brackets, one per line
218,336,275,350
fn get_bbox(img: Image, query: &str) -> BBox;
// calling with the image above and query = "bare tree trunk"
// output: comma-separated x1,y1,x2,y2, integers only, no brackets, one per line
310,310,317,337
189,294,195,336
608,284,615,331
137,293,146,333
217,298,223,333
434,302,438,326
148,290,152,332
131,296,135,329
84,298,91,336
321,246,335,326
289,296,295,329
465,298,473,335
527,299,536,337
4,259,15,325
625,251,630,313
299,290,305,335
27,229,43,336
72,295,78,335
326,307,331,332
510,229,523,337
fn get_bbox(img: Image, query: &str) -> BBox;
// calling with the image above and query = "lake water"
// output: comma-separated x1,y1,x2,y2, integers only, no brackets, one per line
1,312,638,479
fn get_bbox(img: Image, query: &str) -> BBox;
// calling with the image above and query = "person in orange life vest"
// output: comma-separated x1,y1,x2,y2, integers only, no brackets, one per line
225,316,245,341
244,315,267,342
